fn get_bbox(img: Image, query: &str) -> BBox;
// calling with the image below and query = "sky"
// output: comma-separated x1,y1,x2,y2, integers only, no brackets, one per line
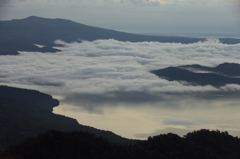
0,0,240,37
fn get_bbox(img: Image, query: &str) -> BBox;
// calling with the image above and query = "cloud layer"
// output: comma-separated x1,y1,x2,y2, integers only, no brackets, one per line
1,38,240,114
1,39,240,96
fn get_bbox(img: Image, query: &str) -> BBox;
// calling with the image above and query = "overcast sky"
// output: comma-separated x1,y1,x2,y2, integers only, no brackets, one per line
0,0,240,37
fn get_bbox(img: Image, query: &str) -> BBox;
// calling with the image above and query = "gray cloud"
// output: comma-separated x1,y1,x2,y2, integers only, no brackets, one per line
61,91,165,114
28,78,64,87
3,0,236,7
0,0,9,5
58,90,240,114
163,118,200,126
63,91,164,105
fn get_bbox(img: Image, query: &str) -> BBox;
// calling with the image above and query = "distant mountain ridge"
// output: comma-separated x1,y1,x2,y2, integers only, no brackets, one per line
1,16,240,54
151,63,240,87
180,63,240,77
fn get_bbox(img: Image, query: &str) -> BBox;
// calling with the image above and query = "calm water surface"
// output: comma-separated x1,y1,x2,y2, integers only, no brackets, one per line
53,92,240,139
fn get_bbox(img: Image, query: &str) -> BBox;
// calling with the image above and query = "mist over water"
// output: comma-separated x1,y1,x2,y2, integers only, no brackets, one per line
1,39,240,139
53,91,240,139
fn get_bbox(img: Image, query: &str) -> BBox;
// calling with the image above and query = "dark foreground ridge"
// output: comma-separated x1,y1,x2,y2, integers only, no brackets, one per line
151,62,240,87
1,16,240,55
0,86,138,150
0,129,240,159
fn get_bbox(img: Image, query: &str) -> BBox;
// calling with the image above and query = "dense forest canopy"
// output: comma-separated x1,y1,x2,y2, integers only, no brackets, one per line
1,129,240,159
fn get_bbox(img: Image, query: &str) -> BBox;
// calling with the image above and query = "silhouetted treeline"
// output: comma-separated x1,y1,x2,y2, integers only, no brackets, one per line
1,129,240,159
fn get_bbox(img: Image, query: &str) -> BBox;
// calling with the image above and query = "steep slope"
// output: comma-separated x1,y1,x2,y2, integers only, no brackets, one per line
0,86,138,150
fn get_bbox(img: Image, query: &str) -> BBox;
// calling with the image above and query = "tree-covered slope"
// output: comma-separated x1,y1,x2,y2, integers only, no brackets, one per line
1,129,239,159
0,86,138,150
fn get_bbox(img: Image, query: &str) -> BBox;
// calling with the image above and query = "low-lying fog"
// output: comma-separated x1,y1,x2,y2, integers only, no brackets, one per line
1,39,240,139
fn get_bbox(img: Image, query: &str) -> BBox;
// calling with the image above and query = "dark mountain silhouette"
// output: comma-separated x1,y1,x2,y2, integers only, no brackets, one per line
180,62,240,77
151,63,240,87
1,129,239,159
0,85,138,150
0,50,19,55
1,16,240,55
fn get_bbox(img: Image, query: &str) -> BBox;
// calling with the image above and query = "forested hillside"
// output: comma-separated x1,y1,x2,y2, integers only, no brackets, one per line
0,86,138,150
1,129,239,159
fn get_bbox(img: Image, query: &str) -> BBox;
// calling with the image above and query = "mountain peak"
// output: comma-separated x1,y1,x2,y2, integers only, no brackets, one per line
26,16,40,19
216,62,240,68
24,16,49,20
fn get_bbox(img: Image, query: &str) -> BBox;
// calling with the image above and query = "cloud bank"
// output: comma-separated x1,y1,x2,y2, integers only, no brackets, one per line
1,39,240,96
1,38,240,114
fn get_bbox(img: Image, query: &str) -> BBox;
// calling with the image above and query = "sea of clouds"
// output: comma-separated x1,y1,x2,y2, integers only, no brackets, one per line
1,38,240,108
